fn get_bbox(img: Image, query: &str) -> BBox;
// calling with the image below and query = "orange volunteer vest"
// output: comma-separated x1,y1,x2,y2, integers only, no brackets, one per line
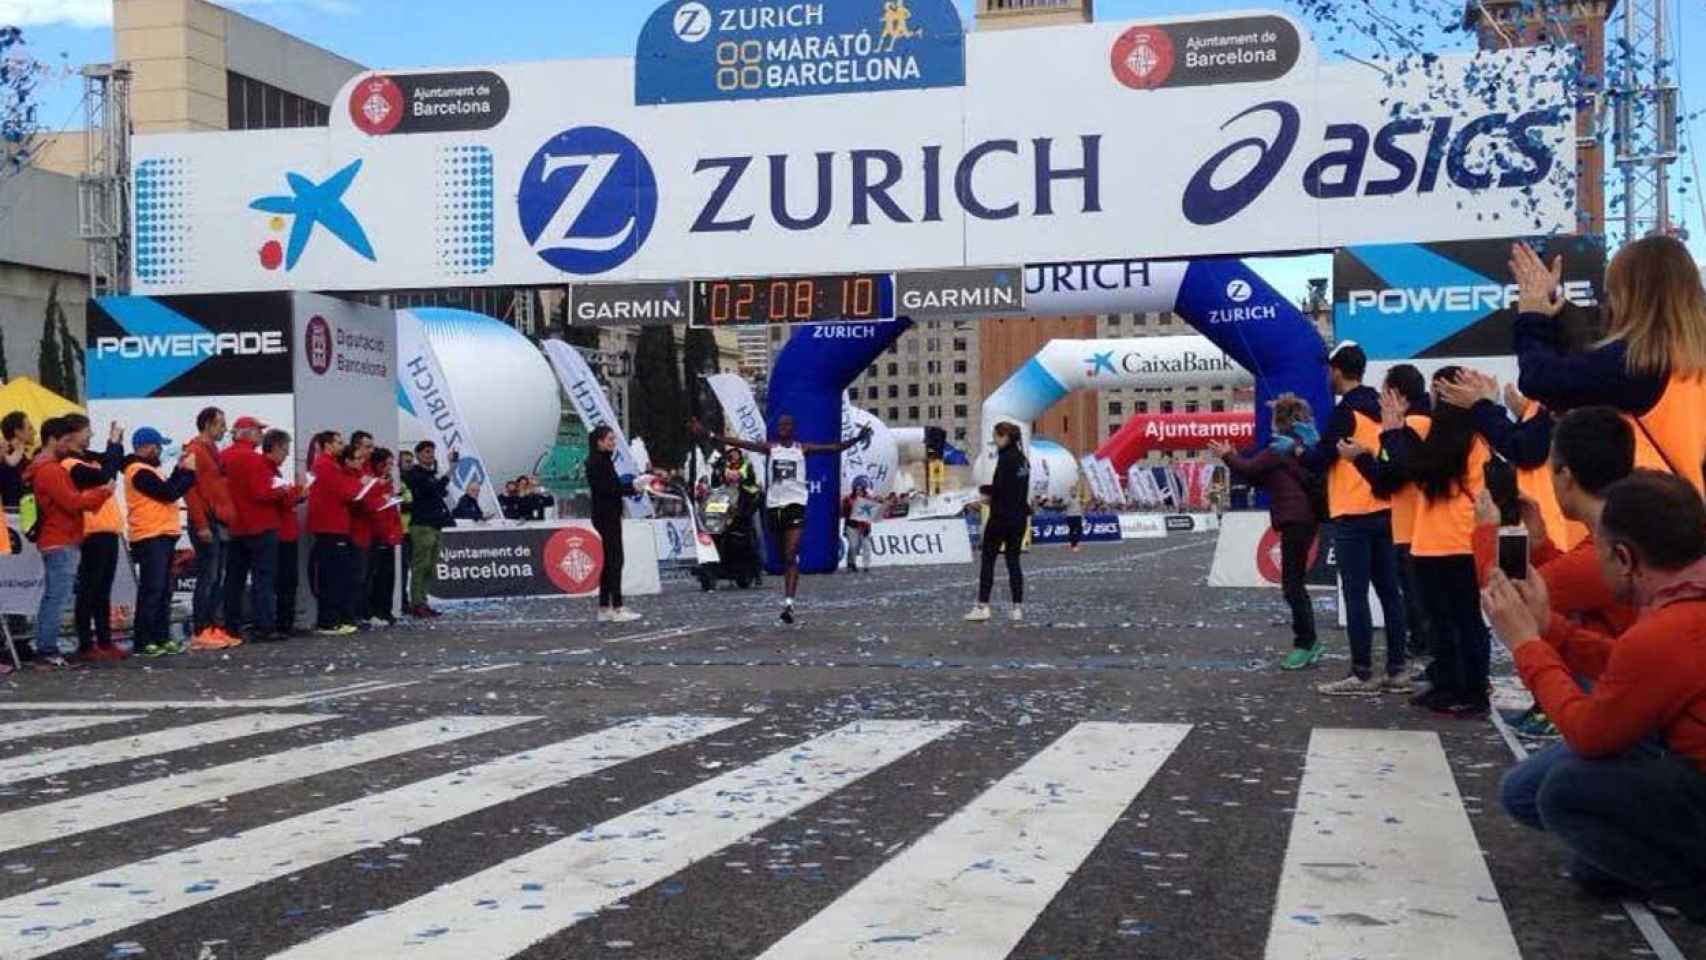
123,462,183,542
1411,437,1491,557
1388,414,1432,546
1329,409,1388,518
64,456,122,536
1628,374,1706,496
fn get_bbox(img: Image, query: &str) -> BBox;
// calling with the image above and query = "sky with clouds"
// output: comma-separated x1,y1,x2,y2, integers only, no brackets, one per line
4,0,1704,290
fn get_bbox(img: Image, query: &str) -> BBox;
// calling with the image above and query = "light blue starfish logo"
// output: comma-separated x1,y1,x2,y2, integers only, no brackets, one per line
248,159,376,270
1085,351,1117,377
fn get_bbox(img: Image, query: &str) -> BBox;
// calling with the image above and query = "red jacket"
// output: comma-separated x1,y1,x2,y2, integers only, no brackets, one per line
307,457,369,537
26,453,112,551
221,440,292,537
273,457,306,543
363,478,404,548
183,437,235,533
1515,556,1706,773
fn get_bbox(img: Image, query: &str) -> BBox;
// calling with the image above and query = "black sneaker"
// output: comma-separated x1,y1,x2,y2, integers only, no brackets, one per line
779,605,795,625
1441,696,1491,719
1409,687,1456,711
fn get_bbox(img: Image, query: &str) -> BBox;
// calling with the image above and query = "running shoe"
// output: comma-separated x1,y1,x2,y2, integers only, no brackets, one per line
610,609,641,623
1409,687,1456,711
1316,675,1382,696
30,656,72,672
964,605,991,623
1280,645,1320,671
596,609,614,623
1009,605,1024,623
189,629,230,652
779,605,796,625
140,642,172,658
314,624,358,637
1380,674,1415,695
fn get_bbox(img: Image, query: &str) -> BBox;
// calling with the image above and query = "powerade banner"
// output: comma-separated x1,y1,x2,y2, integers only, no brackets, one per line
130,18,1573,294
635,0,966,105
1333,237,1605,359
88,294,293,399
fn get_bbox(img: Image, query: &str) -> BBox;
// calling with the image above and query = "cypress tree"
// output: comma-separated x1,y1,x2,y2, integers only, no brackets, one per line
629,325,688,469
681,327,720,419
37,280,62,394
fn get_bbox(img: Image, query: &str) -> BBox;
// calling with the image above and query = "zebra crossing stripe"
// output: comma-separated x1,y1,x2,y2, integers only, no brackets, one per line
0,713,330,785
0,715,745,960
0,714,144,743
1263,729,1523,960
756,722,1193,958
265,719,962,960
0,715,540,856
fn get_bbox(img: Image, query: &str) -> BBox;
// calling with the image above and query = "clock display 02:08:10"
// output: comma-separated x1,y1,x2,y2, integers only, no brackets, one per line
693,274,890,326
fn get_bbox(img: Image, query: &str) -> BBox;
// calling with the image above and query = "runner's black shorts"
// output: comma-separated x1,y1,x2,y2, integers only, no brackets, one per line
766,504,807,532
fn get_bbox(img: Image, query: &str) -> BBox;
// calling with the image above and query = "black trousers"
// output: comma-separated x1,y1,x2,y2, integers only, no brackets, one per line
74,532,120,650
130,535,176,649
1066,516,1084,548
594,517,624,608
276,539,300,634
979,519,1026,604
224,531,278,635
1395,544,1436,659
310,535,357,629
368,545,396,622
1277,522,1319,649
1413,554,1491,702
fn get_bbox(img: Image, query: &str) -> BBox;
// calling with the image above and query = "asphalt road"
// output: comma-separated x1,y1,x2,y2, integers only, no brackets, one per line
0,533,1698,960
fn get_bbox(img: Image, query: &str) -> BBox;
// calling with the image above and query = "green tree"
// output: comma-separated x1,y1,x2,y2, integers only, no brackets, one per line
37,280,78,400
629,326,688,469
681,327,720,419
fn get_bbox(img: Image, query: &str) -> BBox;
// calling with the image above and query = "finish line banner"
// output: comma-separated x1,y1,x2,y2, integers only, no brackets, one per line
130,12,1571,295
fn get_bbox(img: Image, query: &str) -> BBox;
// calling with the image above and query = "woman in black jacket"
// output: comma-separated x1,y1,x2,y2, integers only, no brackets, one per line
584,426,640,623
967,421,1031,623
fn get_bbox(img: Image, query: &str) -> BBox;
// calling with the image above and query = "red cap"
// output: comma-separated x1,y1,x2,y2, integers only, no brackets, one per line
233,416,267,431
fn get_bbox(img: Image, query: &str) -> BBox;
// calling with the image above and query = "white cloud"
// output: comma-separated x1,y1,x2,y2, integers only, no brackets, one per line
0,1,111,28
0,0,355,30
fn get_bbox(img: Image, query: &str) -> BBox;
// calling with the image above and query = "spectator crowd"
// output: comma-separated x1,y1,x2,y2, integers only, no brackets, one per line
0,409,476,671
1213,236,1706,924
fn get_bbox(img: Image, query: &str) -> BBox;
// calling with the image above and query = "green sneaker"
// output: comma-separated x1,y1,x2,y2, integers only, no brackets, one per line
140,643,169,659
1515,710,1560,738
1281,645,1321,671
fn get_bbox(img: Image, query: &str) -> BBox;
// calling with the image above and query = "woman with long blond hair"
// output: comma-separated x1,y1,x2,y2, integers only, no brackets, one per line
1511,236,1706,493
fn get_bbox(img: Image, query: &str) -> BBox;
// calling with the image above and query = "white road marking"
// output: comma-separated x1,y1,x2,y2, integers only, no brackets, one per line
605,625,718,645
266,719,961,960
0,714,144,743
0,715,539,856
0,715,744,960
1264,729,1522,960
462,663,520,675
756,722,1191,958
0,713,330,785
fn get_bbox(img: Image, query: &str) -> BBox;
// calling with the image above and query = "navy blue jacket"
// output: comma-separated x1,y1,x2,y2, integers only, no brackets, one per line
1515,311,1665,415
1301,385,1384,480
1469,399,1552,470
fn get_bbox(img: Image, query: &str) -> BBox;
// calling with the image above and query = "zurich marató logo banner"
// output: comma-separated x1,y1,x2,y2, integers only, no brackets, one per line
517,127,659,276
248,159,377,272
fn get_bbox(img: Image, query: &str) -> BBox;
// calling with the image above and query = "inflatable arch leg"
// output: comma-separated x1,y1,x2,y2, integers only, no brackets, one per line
982,258,1331,475
764,318,915,575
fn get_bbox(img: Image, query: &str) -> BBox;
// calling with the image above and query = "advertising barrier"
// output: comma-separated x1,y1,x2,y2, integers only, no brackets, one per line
0,539,139,621
1119,514,1168,540
1098,413,1256,473
431,520,660,602
1032,513,1123,545
850,518,973,568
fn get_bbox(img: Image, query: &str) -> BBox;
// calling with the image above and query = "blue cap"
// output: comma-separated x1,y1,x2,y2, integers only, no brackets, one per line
132,427,171,450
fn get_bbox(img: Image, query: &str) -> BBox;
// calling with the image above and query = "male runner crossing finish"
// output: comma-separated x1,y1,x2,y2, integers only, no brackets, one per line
691,415,870,624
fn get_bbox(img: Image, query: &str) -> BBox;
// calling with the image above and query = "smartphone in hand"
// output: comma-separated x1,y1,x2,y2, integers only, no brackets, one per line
1498,526,1529,580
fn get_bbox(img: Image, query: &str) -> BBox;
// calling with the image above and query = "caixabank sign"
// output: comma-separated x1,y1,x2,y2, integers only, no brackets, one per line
128,9,1573,295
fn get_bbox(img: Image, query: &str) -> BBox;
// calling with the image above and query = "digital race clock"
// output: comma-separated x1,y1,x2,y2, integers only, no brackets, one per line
690,273,894,327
